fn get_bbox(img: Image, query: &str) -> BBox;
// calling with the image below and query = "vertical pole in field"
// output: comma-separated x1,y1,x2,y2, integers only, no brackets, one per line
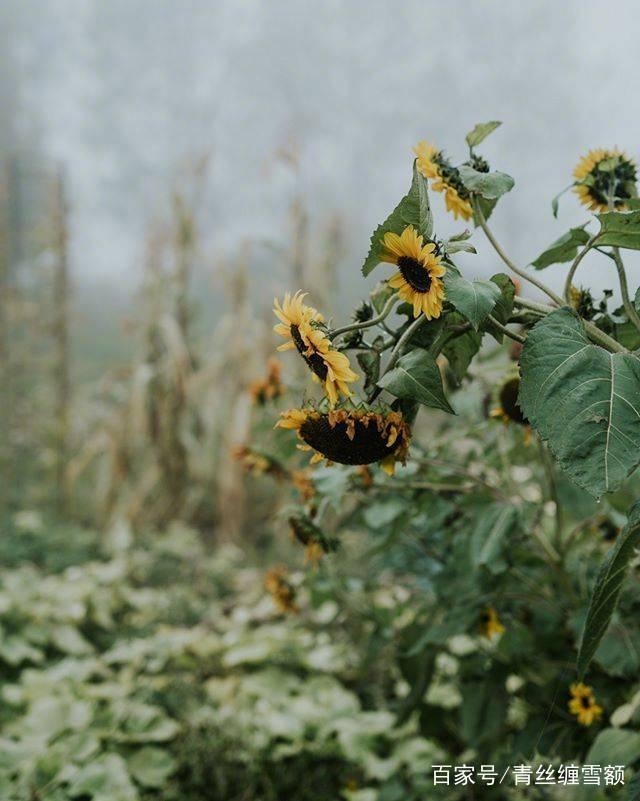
51,166,71,517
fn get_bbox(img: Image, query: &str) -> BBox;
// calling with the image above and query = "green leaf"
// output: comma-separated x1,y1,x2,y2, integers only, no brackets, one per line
458,166,514,199
68,753,139,801
531,227,591,270
484,273,516,343
443,271,501,330
443,230,476,256
362,163,433,277
585,728,640,766
378,349,454,414
597,209,640,250
465,121,502,149
576,500,640,678
444,240,477,255
356,351,380,391
127,747,176,788
519,309,640,499
628,771,640,800
442,312,482,383
470,504,517,573
472,196,497,226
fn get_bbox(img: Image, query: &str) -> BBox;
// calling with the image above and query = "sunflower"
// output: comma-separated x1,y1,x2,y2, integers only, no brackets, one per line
249,357,284,405
277,406,411,475
413,141,473,221
568,682,603,727
232,445,287,479
573,148,637,213
273,291,357,405
264,566,299,614
289,514,339,565
490,376,528,426
380,225,446,319
479,607,505,639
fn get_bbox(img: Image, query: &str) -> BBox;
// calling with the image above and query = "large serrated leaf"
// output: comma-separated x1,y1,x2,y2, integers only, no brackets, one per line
362,163,433,277
531,227,591,269
576,500,640,678
443,272,501,330
518,308,640,499
465,121,502,149
597,209,640,250
378,348,454,414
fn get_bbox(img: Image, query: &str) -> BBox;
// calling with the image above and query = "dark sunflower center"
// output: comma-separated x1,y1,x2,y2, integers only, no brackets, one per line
397,256,432,293
299,416,402,465
581,696,592,709
499,378,527,425
290,324,328,380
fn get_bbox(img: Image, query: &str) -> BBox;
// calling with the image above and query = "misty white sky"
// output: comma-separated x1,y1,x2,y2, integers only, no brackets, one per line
10,0,640,306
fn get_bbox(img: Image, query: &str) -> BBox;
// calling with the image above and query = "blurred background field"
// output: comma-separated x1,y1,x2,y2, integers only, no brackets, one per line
2,3,640,800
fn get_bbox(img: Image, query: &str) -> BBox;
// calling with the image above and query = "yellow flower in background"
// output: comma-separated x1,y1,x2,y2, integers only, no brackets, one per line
573,148,637,213
249,357,284,405
569,682,603,727
479,607,505,639
413,141,473,221
264,566,299,614
273,291,357,405
380,225,446,319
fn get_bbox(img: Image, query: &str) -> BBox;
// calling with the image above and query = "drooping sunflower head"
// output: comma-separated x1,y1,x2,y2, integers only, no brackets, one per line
413,141,473,221
264,566,299,614
479,606,505,639
273,291,358,406
490,376,528,426
573,148,637,213
277,405,411,475
380,225,446,319
568,682,603,727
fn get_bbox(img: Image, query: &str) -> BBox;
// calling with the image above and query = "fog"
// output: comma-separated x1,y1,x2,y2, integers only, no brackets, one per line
4,0,640,304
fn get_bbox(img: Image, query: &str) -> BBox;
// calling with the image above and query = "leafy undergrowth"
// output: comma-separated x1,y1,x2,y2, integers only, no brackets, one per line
0,517,440,801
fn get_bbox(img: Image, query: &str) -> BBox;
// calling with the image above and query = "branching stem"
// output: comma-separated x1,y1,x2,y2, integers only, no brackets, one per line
472,197,565,306
486,315,526,344
330,295,398,340
563,234,601,303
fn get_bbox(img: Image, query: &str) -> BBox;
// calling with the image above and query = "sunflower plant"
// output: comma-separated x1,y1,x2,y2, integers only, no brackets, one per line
254,121,640,791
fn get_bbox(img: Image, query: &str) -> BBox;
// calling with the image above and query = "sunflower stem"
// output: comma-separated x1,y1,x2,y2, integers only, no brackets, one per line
612,247,640,335
330,295,398,340
563,233,601,303
472,197,565,306
603,184,640,334
514,296,627,353
486,315,526,344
